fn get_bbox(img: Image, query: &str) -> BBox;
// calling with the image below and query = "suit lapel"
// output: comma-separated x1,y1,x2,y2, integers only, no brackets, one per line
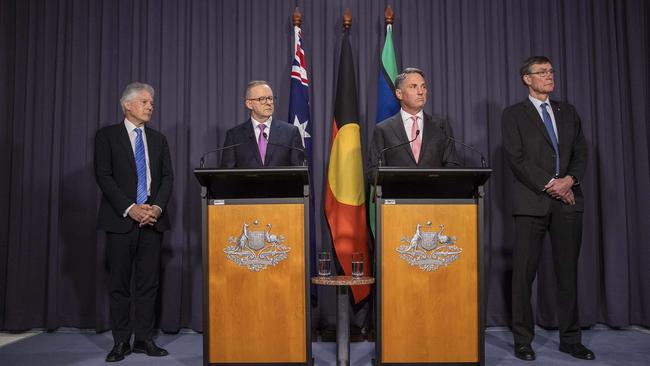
419,114,435,162
523,99,555,148
244,120,263,166
144,126,159,169
551,101,571,159
265,121,283,165
118,123,137,173
387,114,416,163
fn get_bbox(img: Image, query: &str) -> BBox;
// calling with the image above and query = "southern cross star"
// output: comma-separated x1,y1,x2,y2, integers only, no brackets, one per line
293,115,311,146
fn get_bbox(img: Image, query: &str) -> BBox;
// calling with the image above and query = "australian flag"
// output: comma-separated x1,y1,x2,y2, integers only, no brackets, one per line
288,25,316,303
289,26,312,158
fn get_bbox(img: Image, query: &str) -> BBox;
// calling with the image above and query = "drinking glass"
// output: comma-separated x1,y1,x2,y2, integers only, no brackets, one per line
318,252,331,276
351,252,365,278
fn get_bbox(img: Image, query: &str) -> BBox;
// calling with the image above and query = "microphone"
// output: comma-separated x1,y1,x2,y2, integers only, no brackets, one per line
263,132,307,166
377,129,420,167
199,143,242,168
447,136,487,168
372,130,420,197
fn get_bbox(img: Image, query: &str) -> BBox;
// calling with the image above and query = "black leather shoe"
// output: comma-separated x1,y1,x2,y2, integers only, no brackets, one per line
105,342,131,362
559,342,595,360
514,343,536,361
133,339,169,357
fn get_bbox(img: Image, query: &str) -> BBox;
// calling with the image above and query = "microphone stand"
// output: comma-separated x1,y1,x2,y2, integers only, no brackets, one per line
447,136,487,168
199,143,242,168
263,133,308,167
373,130,420,199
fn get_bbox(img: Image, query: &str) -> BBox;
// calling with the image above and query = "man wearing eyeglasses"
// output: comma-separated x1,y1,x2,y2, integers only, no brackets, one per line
220,80,304,168
502,56,593,361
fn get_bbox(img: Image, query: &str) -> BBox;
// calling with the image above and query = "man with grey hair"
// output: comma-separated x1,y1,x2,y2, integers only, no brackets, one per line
367,67,459,175
220,80,304,167
95,82,173,362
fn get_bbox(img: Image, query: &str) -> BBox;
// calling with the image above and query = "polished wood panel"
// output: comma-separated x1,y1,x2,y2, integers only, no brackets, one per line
381,203,478,363
207,204,306,363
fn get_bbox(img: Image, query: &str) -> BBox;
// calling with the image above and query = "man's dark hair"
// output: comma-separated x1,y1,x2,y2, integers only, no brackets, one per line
519,56,552,78
395,67,426,89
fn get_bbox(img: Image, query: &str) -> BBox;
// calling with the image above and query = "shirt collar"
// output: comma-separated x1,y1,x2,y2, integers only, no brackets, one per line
400,109,424,124
251,116,273,130
124,118,144,134
528,95,551,110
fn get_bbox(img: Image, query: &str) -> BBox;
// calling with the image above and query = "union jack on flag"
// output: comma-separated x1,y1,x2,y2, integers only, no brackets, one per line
288,26,312,157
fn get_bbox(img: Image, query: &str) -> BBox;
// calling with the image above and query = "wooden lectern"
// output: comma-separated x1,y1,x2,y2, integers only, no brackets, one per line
374,167,491,366
194,167,311,366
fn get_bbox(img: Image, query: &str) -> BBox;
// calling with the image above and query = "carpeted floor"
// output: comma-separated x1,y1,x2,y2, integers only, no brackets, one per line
0,326,648,365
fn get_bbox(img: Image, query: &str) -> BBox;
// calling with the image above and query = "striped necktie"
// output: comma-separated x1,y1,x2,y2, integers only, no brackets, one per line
134,128,148,204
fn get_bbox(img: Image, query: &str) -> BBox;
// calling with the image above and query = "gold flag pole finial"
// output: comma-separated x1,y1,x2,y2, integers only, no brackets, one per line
292,7,302,27
343,8,352,30
385,5,394,25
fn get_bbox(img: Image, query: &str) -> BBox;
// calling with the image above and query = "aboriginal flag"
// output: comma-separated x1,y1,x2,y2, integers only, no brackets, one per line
324,28,370,303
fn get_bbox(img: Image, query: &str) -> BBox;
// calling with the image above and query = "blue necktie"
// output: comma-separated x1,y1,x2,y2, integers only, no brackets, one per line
134,128,148,204
541,103,560,175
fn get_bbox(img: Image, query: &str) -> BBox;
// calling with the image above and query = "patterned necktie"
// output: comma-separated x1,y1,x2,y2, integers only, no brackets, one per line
541,103,560,175
411,116,421,163
258,124,268,165
134,128,148,204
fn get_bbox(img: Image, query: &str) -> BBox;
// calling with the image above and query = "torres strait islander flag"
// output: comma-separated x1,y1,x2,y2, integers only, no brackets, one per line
376,23,400,124
324,28,370,303
370,21,400,237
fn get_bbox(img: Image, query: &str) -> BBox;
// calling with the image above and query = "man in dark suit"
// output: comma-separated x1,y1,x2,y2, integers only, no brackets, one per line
221,80,304,168
502,56,594,361
367,67,460,174
94,82,173,362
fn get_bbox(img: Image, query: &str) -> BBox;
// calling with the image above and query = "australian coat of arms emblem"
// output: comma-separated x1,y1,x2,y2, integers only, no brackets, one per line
396,222,462,272
224,220,291,272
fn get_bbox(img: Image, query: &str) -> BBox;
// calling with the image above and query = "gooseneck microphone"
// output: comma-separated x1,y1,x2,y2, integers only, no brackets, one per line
372,130,421,198
447,136,487,168
262,132,308,166
199,142,243,168
377,129,420,168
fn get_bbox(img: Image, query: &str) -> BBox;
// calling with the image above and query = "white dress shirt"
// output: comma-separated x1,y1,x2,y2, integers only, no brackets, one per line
400,109,424,140
252,116,273,144
529,95,559,141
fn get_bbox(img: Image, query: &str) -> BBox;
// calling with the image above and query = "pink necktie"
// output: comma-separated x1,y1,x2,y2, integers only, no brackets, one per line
258,124,267,164
411,116,421,163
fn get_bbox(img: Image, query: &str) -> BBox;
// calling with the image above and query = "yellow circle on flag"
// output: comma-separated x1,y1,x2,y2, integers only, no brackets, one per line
328,123,365,206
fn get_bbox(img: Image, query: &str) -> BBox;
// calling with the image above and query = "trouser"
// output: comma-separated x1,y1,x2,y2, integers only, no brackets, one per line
511,200,583,345
106,225,162,343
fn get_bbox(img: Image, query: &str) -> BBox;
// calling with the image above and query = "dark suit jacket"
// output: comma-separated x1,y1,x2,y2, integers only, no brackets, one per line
502,98,587,216
94,122,173,233
367,112,460,177
220,118,304,168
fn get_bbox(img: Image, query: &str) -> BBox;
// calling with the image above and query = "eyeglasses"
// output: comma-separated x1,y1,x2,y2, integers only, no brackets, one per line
527,69,555,77
247,96,275,104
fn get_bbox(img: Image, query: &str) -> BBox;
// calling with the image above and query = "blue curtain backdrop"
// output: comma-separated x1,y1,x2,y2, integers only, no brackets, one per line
1,0,648,332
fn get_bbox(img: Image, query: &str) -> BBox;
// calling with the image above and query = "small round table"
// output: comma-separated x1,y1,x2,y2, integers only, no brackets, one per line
312,276,375,366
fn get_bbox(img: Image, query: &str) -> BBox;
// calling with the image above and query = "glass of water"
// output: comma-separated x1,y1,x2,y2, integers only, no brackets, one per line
318,252,331,276
351,252,365,278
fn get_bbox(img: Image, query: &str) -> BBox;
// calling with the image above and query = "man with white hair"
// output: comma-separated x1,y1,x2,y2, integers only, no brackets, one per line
94,82,173,362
